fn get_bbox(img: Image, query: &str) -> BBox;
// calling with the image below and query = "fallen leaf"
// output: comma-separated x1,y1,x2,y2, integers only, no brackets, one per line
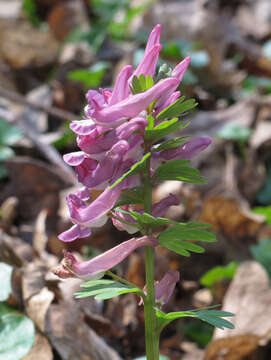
22,333,53,360
0,20,59,69
206,261,271,359
45,302,122,360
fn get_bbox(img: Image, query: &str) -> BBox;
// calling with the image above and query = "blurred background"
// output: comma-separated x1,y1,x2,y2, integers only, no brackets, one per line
0,0,271,359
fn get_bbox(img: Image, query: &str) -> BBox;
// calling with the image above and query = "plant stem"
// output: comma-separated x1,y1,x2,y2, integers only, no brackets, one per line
106,270,144,295
143,154,160,360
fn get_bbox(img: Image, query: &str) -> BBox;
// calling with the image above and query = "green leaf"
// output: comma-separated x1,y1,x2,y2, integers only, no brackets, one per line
146,115,154,130
0,262,13,302
145,118,189,142
0,118,22,146
22,0,41,27
156,97,197,121
0,146,14,161
109,153,150,190
158,225,215,257
180,320,213,348
156,308,234,333
159,225,216,243
153,160,206,184
0,312,35,360
0,303,16,317
67,62,109,89
252,206,271,225
217,123,252,143
250,238,271,278
159,237,205,257
152,136,190,152
130,75,154,94
53,122,76,150
75,279,142,300
115,187,144,207
200,262,238,288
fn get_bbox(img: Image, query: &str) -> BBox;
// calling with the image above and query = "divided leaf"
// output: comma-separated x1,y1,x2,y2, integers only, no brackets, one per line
158,225,216,257
109,153,150,190
156,97,198,121
156,308,234,333
75,279,142,300
153,160,206,184
152,136,190,152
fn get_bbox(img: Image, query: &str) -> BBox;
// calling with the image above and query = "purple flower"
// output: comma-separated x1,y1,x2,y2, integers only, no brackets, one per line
87,77,179,128
151,137,211,172
53,236,158,280
160,137,212,160
155,270,180,306
59,24,194,242
58,185,122,242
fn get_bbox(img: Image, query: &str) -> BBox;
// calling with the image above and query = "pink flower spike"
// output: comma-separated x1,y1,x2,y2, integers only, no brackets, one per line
145,24,162,53
110,65,133,105
92,77,179,127
53,236,158,280
155,270,180,306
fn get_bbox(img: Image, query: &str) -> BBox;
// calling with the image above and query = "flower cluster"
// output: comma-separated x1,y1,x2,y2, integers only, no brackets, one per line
54,24,211,305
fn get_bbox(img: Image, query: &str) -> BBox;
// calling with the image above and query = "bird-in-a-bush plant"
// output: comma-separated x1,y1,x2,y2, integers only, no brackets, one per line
53,24,234,360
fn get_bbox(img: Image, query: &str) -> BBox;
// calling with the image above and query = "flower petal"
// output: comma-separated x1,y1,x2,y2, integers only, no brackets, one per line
54,236,158,280
58,224,91,242
110,65,133,105
63,151,85,166
152,194,180,217
145,24,162,53
155,270,180,305
92,77,179,127
160,137,212,160
70,119,97,135
131,44,162,79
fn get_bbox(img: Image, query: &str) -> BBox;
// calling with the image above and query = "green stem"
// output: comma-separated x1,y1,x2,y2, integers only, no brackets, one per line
106,270,143,295
143,154,160,360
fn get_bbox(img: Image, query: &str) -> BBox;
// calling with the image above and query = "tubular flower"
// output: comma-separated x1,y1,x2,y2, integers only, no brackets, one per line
155,270,180,306
151,137,212,172
139,269,180,306
53,236,158,280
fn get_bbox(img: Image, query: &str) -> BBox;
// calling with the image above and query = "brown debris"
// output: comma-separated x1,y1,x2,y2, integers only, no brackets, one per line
0,20,59,69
